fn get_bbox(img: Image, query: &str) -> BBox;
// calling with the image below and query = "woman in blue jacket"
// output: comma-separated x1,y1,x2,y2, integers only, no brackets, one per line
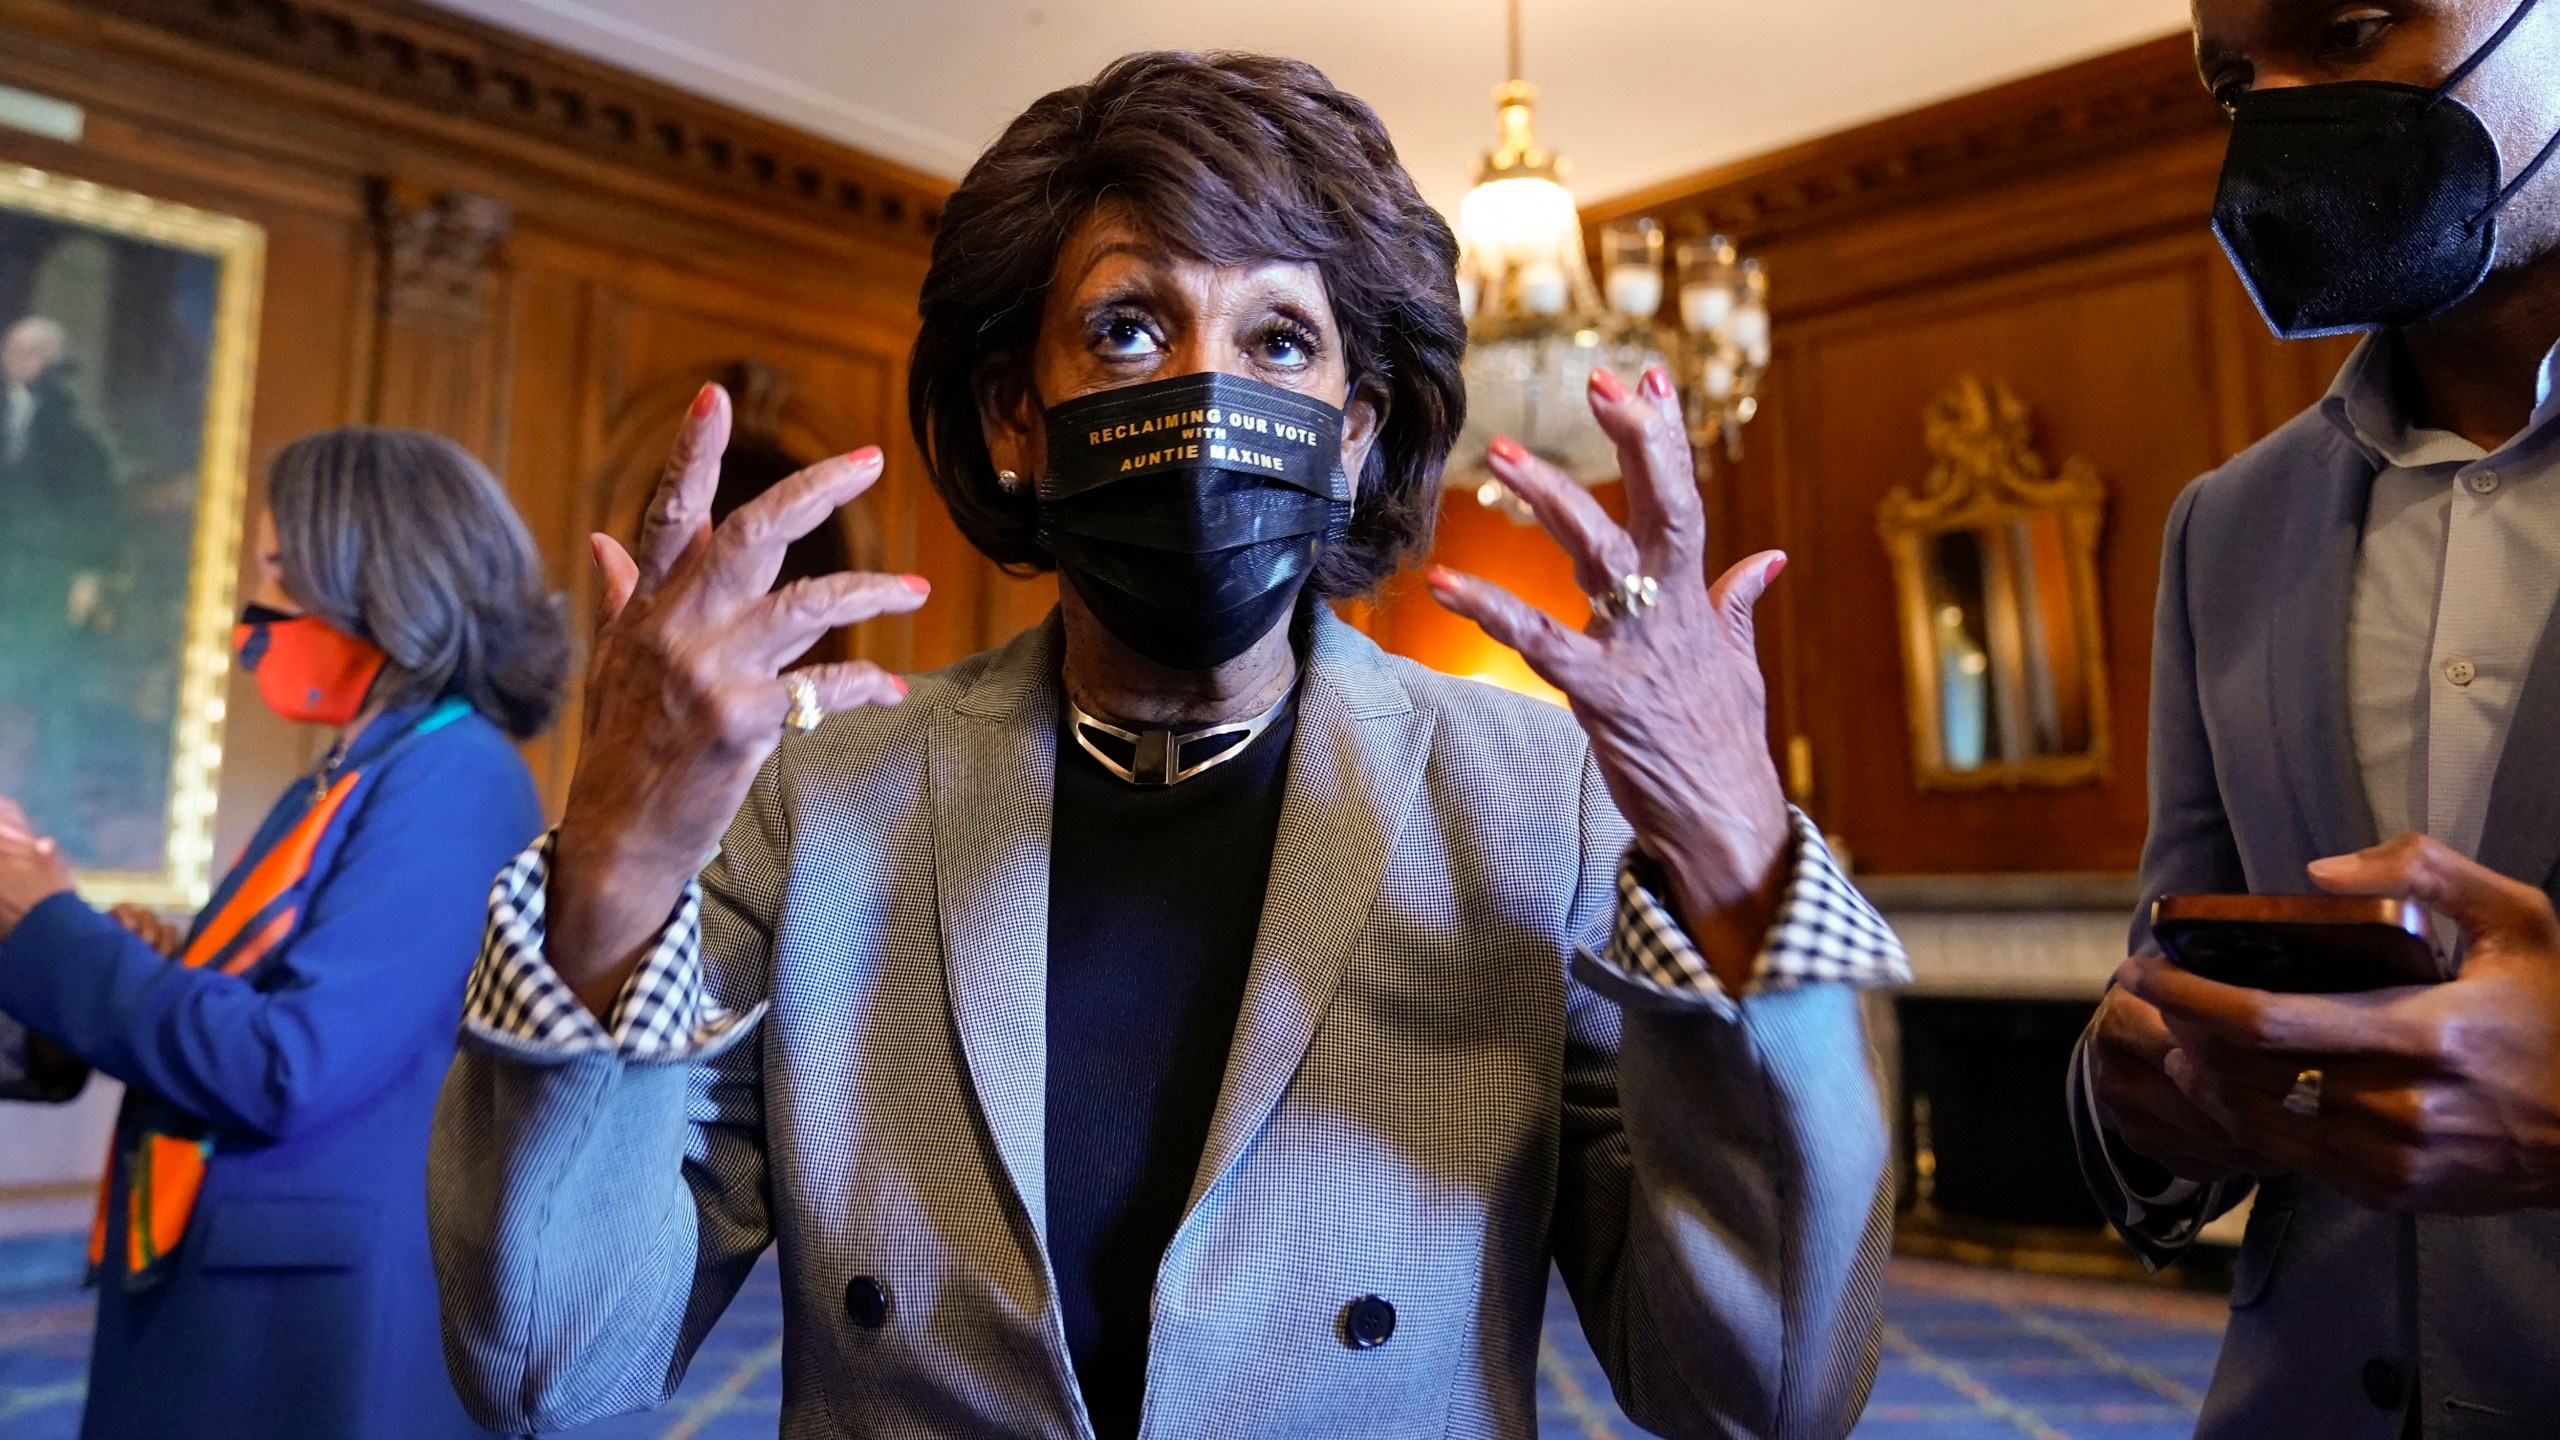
0,428,567,1440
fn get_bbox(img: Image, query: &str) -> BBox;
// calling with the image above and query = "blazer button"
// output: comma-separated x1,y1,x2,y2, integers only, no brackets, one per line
2360,1358,2404,1411
1341,1295,1396,1350
845,1275,891,1329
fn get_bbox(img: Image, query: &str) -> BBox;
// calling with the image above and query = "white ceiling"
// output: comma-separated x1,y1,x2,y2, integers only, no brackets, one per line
423,0,2194,216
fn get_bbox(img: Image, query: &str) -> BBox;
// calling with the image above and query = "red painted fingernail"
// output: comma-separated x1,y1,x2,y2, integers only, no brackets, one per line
892,676,910,696
690,383,719,418
1488,434,1526,464
1643,365,1675,400
1588,367,1629,403
899,574,930,594
1425,565,1462,591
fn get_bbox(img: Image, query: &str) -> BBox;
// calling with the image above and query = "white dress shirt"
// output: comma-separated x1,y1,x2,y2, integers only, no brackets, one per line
2328,335,2560,862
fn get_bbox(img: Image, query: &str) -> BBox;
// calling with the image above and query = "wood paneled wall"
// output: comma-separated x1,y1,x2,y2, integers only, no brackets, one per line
3,5,2369,889
1377,35,2356,880
0,0,1051,867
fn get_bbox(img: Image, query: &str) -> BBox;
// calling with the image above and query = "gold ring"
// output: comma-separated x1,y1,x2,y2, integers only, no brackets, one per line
1589,572,1661,625
782,674,825,736
2283,1068,2323,1118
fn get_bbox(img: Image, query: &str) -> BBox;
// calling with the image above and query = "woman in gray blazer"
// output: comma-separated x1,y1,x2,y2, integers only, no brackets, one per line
430,52,1906,1440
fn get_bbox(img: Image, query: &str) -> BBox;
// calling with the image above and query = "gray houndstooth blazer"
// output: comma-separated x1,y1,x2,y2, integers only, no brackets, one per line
429,610,1896,1439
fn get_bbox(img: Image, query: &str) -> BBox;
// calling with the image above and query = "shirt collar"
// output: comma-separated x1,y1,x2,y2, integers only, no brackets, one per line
335,698,436,773
2320,332,2560,471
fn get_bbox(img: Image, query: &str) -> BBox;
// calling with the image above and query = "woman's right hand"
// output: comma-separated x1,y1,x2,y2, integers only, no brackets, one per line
0,796,73,942
547,384,929,1016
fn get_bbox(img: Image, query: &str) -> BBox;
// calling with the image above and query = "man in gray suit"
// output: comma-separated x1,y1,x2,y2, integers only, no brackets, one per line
2069,1,2560,1435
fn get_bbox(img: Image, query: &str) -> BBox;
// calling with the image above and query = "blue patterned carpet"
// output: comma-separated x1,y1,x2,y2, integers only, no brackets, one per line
0,1237,2223,1439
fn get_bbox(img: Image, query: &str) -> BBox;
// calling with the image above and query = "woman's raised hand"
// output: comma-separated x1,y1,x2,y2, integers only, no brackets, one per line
0,795,179,954
548,384,929,1015
0,794,73,941
1426,364,1791,991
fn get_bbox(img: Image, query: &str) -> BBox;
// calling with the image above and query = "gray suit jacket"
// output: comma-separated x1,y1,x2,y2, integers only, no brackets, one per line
2067,409,2560,1439
430,612,1894,1439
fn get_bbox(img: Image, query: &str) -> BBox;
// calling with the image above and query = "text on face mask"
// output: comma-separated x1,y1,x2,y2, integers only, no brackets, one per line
1088,405,1327,449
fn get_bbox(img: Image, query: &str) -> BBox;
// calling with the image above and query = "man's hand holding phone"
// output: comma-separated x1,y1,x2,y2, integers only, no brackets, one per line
2087,982,2277,1187
2122,834,2560,1215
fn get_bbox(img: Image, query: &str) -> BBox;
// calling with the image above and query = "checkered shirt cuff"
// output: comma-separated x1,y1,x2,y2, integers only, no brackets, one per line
1610,807,1909,1010
460,831,760,1065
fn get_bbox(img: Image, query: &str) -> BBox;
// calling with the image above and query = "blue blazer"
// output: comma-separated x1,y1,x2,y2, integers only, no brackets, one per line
0,702,542,1440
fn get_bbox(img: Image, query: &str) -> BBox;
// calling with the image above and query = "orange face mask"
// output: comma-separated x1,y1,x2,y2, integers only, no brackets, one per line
232,604,387,727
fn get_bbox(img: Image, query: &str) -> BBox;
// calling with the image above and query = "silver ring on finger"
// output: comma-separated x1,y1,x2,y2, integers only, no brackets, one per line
2282,1068,2323,1119
1588,571,1661,627
782,673,826,736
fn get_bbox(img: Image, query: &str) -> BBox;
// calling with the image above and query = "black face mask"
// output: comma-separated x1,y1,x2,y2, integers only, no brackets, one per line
2212,0,2560,338
1037,370,1352,670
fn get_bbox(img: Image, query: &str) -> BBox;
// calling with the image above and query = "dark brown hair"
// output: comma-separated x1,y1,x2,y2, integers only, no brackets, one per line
267,428,569,738
909,51,1469,598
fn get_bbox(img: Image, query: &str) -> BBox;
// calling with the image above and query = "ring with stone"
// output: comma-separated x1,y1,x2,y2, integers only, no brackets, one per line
782,673,825,736
1589,571,1662,625
2282,1068,2323,1119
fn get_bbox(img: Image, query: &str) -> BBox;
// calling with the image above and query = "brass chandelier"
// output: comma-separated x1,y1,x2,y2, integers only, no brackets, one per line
1449,0,1772,516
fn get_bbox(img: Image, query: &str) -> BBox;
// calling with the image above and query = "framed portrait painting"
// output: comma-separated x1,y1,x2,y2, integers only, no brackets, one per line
0,163,263,908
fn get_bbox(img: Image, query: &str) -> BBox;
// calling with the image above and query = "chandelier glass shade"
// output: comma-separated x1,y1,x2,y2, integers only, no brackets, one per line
1447,4,1772,513
1455,327,1668,505
1452,80,1598,327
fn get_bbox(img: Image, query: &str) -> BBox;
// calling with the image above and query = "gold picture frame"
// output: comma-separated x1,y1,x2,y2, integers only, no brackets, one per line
1877,376,2110,792
0,163,264,907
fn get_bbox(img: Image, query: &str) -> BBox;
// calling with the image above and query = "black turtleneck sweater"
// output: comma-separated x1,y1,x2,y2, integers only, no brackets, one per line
1043,700,1296,1438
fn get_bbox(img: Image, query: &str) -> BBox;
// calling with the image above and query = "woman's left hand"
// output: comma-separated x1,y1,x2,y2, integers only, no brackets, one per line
1428,363,1791,991
0,795,75,941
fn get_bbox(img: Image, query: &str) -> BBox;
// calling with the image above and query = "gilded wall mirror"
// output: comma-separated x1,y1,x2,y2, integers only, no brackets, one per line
1878,376,2109,790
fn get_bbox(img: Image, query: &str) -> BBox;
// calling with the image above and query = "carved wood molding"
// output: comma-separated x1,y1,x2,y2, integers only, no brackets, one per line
1891,375,2106,526
54,0,948,250
721,356,799,448
373,179,510,331
1585,34,2221,247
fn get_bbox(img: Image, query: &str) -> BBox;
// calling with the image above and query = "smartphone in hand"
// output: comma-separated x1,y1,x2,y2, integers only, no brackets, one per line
2151,894,2448,994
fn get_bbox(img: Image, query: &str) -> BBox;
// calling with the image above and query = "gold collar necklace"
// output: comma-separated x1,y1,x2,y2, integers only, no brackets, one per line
1067,685,1293,787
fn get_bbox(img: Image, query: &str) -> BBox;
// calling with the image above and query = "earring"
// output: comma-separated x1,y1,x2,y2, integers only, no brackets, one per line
996,469,1024,496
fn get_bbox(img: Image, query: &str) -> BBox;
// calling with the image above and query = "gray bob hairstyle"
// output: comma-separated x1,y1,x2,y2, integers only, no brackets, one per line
265,428,569,739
